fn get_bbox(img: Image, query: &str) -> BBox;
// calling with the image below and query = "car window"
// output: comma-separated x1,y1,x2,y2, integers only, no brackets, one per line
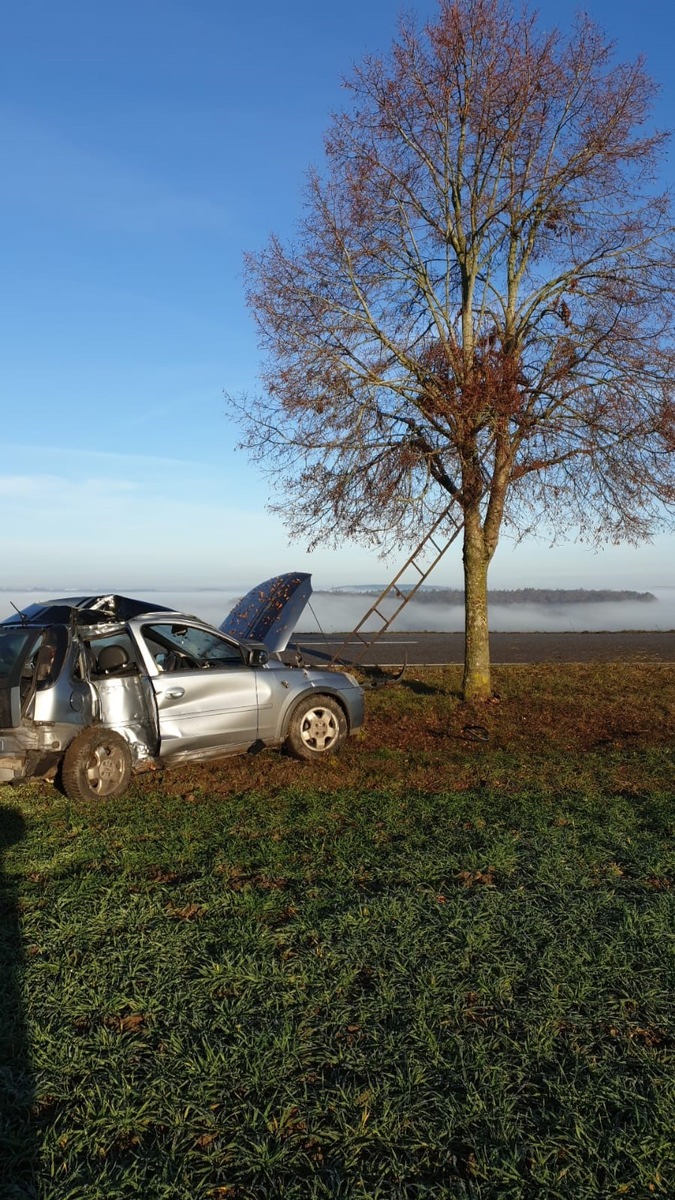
20,627,68,691
82,632,139,677
34,628,67,688
142,623,243,671
0,629,39,679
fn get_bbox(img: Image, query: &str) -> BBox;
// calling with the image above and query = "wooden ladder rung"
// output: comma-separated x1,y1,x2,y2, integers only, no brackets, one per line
328,507,463,665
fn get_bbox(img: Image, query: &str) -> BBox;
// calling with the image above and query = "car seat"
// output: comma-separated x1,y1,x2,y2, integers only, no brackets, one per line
97,644,130,675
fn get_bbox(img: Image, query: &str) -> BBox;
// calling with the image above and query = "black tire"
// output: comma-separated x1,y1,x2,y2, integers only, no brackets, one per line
61,728,133,802
285,694,348,760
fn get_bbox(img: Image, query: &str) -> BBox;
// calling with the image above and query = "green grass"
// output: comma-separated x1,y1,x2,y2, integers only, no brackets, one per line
1,666,674,1198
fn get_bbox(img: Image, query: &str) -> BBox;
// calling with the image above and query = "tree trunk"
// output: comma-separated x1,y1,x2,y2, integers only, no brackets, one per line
462,509,491,701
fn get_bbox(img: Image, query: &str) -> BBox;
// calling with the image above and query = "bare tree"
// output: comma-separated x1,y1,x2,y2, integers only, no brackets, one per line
230,0,675,699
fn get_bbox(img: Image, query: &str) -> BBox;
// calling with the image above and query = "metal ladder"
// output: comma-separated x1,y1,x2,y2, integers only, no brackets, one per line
329,506,463,666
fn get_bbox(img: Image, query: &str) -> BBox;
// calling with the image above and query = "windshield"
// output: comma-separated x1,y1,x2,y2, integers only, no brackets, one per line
0,628,40,678
141,622,243,671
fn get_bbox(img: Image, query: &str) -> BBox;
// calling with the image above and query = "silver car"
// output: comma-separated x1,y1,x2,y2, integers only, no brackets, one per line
0,574,364,802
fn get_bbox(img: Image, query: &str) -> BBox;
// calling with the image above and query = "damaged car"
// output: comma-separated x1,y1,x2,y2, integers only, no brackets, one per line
0,573,364,802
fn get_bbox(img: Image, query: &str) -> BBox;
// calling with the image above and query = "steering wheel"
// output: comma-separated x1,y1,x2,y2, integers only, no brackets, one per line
162,649,200,671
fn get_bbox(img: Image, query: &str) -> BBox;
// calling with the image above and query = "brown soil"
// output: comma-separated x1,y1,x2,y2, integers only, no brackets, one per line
134,662,675,803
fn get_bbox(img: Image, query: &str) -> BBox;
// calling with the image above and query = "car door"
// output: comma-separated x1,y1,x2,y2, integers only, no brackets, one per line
137,621,259,761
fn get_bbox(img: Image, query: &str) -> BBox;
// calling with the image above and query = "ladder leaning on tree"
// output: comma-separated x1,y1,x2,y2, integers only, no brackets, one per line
329,506,464,667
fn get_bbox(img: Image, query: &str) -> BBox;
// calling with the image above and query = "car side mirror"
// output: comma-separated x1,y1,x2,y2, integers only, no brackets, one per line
246,647,269,668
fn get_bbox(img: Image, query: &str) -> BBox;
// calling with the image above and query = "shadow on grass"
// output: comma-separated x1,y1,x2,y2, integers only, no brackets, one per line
0,805,37,1199
396,676,449,696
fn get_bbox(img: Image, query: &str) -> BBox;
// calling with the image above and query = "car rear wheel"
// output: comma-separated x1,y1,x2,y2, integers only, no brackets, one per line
285,694,347,760
62,728,132,802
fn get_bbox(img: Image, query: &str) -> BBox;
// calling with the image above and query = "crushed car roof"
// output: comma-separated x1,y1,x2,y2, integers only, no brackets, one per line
1,594,174,627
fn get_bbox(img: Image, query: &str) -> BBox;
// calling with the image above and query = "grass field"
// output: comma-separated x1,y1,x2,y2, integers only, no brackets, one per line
1,664,674,1199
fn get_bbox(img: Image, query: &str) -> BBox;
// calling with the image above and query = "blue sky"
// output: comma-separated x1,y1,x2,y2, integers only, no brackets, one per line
2,0,674,592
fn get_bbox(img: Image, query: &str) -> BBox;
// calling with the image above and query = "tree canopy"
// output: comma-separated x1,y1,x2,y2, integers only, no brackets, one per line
230,0,675,697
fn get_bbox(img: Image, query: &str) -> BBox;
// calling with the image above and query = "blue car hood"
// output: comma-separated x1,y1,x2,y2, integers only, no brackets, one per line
219,573,312,652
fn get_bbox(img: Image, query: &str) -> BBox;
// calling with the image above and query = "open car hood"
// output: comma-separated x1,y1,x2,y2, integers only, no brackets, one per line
219,573,312,653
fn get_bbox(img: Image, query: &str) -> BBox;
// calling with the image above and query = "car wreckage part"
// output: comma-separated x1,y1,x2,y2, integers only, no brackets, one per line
61,728,132,802
284,694,347,760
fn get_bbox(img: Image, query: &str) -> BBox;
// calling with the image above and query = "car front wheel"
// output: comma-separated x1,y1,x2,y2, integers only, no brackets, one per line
285,694,347,760
62,728,133,802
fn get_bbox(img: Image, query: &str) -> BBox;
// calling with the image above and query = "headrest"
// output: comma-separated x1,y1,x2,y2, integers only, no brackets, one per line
97,644,129,673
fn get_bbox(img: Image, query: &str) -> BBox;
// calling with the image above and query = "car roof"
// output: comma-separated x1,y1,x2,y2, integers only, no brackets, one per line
1,594,174,628
1,592,172,624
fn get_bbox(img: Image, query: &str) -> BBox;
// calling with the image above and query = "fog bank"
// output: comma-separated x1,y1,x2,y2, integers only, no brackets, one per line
1,587,674,633
303,588,675,634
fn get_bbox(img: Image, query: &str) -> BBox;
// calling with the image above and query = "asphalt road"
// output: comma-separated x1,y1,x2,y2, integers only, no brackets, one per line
291,629,675,666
